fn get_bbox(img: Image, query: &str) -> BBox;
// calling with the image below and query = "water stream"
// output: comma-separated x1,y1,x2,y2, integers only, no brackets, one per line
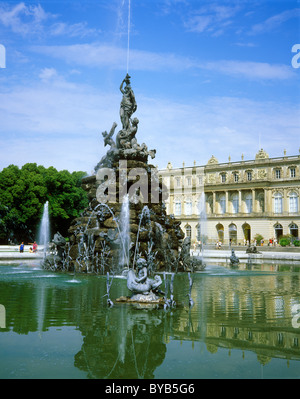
38,201,50,259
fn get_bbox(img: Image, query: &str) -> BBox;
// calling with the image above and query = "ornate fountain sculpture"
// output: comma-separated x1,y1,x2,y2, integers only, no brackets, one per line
229,249,240,266
42,75,204,276
124,258,164,303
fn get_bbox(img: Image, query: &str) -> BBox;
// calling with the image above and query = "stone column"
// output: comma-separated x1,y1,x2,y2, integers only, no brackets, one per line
238,190,242,213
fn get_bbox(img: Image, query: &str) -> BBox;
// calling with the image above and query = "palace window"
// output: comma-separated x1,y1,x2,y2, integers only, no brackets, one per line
290,223,299,238
196,224,201,241
275,169,281,179
185,199,193,216
219,194,226,214
174,200,181,216
229,223,237,244
247,171,252,181
274,193,283,214
234,173,239,182
245,193,253,214
186,176,192,186
186,225,191,238
175,177,181,187
290,167,296,178
221,173,226,183
232,194,239,214
289,192,298,213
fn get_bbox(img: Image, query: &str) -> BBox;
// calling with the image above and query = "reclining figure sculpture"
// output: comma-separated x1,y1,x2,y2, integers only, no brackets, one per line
127,258,162,296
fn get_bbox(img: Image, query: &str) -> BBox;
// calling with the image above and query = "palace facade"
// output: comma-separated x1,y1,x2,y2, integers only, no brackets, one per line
159,149,300,245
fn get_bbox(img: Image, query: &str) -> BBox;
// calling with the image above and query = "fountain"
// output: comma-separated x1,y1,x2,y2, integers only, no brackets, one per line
42,75,204,289
38,201,50,259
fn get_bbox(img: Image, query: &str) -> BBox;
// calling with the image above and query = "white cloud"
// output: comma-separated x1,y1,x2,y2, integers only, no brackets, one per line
0,2,99,39
183,4,239,35
49,21,100,38
0,2,49,35
39,67,58,81
250,8,300,35
31,43,295,80
203,60,294,80
1,76,298,173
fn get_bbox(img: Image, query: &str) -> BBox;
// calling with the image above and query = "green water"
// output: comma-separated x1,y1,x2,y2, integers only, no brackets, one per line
0,261,300,379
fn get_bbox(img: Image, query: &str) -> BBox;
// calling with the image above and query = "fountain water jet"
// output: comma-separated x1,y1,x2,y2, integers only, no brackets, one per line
119,194,130,268
38,201,50,259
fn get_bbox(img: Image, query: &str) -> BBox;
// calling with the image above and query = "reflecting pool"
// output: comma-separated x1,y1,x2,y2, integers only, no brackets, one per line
0,261,300,379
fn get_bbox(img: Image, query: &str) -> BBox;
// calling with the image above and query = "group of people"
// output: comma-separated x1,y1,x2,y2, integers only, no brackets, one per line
19,242,38,253
268,238,278,246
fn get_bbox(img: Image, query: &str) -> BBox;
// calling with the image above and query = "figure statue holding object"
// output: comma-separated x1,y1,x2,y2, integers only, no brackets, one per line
120,74,137,131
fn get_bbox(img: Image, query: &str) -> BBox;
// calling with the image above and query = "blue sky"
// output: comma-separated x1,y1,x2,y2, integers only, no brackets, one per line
0,0,299,173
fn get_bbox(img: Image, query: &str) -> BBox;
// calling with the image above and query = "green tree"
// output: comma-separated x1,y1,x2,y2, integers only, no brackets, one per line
0,163,88,243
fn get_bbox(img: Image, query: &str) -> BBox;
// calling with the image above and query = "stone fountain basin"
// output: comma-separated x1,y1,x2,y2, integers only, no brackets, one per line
116,293,165,305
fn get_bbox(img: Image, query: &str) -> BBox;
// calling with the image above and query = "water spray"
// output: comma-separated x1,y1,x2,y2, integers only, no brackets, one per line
127,0,131,74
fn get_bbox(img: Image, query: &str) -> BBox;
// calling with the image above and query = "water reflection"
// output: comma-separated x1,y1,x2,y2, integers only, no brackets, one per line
0,263,300,378
74,306,168,379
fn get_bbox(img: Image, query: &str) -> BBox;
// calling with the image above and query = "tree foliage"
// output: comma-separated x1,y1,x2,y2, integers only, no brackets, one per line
0,163,89,243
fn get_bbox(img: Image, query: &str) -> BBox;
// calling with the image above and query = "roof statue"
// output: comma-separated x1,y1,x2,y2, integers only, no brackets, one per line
255,148,269,160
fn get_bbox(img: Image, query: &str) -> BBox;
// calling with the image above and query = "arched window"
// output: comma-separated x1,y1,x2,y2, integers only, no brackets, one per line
174,199,181,216
274,193,283,214
245,193,252,214
289,192,298,213
216,223,224,242
258,193,264,213
219,194,226,214
242,223,251,242
185,225,191,238
185,199,192,216
274,223,283,240
232,194,239,214
229,223,237,244
196,224,201,241
290,223,299,238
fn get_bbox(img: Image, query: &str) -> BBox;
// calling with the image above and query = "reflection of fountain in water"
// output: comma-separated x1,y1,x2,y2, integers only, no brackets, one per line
38,201,50,259
132,205,151,270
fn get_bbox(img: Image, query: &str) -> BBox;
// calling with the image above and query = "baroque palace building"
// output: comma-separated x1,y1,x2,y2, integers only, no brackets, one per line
159,149,300,245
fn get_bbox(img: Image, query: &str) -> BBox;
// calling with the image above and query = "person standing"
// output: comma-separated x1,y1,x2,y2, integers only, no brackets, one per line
32,241,38,253
19,242,25,253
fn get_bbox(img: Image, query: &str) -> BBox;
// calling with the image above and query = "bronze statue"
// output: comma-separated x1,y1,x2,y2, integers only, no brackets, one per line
120,74,137,131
